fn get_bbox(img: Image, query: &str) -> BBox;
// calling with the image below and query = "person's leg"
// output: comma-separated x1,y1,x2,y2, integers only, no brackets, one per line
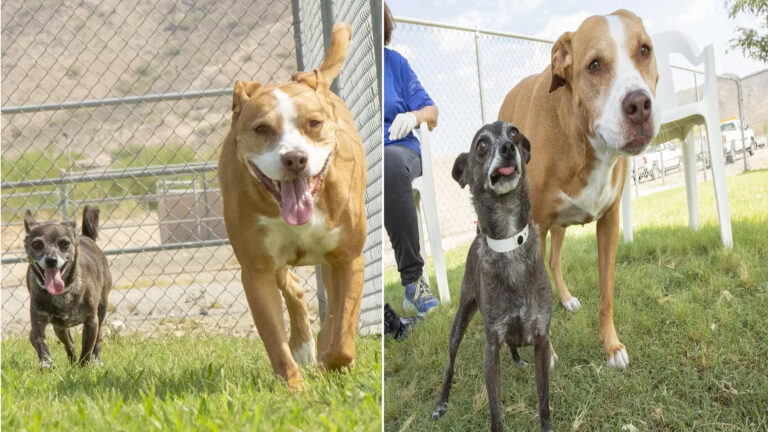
384,144,438,315
384,144,424,283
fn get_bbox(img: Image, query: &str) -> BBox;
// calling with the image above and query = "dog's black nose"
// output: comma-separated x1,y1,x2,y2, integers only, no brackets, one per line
499,141,515,158
44,257,58,268
281,150,309,173
622,90,651,124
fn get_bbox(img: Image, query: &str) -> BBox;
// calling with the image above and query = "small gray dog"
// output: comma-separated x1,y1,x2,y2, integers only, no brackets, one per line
432,121,553,431
24,205,111,369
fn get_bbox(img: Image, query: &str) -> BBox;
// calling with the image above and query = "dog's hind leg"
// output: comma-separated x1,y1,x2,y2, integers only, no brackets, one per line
549,225,581,312
92,300,108,364
53,325,76,363
508,345,527,367
276,266,315,367
534,336,553,432
78,316,98,365
432,296,477,420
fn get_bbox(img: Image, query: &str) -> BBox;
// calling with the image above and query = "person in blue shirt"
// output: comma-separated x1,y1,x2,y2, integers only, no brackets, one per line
384,3,440,316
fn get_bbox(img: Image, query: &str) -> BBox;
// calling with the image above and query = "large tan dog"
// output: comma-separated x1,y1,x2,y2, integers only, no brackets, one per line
218,23,367,388
498,10,659,369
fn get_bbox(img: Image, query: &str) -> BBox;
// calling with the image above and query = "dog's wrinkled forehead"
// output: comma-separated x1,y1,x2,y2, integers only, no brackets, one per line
27,222,74,240
471,121,520,154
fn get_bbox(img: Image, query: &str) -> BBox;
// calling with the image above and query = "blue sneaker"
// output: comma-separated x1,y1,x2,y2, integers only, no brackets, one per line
403,277,439,316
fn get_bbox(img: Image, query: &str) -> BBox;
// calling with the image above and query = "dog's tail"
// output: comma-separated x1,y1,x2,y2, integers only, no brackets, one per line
292,22,351,90
81,205,100,241
318,22,351,83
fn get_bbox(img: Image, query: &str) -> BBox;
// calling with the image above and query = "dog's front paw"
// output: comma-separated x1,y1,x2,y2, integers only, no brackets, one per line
549,352,558,370
292,339,316,367
431,402,447,420
39,360,54,371
561,296,581,312
606,347,629,369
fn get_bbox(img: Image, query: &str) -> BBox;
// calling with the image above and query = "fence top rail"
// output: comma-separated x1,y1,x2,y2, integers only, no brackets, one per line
1,88,234,115
394,15,768,81
1,161,219,189
393,15,555,44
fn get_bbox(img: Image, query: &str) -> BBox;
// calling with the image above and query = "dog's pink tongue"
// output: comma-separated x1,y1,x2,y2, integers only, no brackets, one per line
280,178,313,226
497,166,515,175
44,268,65,296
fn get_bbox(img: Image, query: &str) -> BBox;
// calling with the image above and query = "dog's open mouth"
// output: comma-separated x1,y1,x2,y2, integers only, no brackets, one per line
34,262,66,296
249,156,330,226
490,165,516,186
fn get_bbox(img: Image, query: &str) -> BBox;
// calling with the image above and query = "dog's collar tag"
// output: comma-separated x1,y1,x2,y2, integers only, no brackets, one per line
485,224,529,253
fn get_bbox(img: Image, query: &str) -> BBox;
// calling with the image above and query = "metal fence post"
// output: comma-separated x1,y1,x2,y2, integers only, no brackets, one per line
735,78,749,171
474,26,487,125
59,169,69,219
320,0,340,95
291,0,305,71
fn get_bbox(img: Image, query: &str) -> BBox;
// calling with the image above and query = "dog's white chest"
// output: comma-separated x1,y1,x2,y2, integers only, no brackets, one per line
257,212,341,267
556,156,619,226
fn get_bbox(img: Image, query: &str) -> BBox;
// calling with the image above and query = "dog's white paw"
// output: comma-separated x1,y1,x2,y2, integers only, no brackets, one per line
606,348,629,369
292,339,316,367
561,297,581,312
549,353,558,370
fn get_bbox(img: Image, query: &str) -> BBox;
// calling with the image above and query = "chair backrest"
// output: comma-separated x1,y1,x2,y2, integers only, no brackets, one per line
652,31,717,113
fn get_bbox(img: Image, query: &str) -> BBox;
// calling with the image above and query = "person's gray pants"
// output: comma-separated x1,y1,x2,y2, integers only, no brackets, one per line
384,144,424,286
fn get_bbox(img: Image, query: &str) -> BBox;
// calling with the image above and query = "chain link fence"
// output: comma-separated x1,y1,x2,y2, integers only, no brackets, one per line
384,16,768,267
1,0,382,338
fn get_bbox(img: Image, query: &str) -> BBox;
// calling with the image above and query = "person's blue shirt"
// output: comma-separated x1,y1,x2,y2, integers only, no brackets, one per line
384,48,435,155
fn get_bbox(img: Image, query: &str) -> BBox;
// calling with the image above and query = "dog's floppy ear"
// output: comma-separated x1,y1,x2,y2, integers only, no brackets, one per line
23,210,38,233
452,153,469,189
519,133,532,164
232,80,261,118
549,32,572,93
292,22,351,92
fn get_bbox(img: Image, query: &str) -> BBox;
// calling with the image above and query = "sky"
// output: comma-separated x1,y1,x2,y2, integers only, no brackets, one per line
387,0,767,78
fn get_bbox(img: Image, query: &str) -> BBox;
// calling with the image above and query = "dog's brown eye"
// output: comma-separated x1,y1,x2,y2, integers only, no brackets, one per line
254,125,269,134
640,45,650,57
588,59,600,72
31,239,43,250
309,119,322,128
58,240,70,251
477,141,488,156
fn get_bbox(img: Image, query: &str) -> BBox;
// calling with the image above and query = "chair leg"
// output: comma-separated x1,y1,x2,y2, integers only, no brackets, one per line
414,190,428,264
682,129,699,231
621,167,633,243
420,186,451,304
704,117,733,248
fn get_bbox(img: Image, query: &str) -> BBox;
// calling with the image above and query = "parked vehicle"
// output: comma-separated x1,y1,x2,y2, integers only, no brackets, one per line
720,117,755,163
631,141,682,182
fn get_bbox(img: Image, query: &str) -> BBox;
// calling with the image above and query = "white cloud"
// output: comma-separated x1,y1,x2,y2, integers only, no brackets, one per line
679,0,715,23
534,11,591,40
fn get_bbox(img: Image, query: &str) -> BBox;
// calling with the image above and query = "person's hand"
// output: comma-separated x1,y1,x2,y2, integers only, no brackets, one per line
389,112,418,140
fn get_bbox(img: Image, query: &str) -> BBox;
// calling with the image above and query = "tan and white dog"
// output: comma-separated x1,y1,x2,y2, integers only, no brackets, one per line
218,23,367,389
498,10,659,369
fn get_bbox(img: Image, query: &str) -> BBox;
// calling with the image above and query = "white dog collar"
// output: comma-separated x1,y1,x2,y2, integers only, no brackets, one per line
485,224,529,253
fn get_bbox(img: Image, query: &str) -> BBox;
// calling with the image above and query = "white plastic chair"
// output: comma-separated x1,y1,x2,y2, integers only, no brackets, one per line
621,31,733,248
411,122,450,304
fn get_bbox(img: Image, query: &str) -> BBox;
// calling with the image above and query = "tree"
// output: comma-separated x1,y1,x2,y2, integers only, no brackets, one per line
727,0,768,63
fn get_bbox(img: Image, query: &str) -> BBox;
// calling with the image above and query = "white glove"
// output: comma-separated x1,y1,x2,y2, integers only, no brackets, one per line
389,112,418,141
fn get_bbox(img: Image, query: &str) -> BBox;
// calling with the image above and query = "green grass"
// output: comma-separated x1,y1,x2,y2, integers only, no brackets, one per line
2,333,381,431
384,170,768,431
